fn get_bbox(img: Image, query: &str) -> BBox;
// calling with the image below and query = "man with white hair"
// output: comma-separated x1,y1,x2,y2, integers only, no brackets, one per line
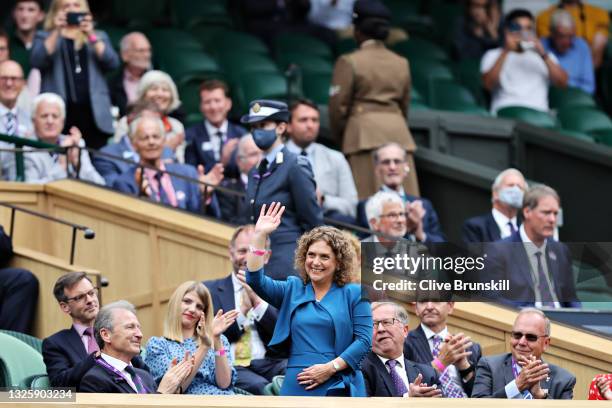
363,191,407,243
109,32,152,116
24,92,104,184
462,168,527,244
542,9,594,94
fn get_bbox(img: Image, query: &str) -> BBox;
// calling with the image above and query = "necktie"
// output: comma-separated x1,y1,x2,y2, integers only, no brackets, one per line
154,172,169,204
385,359,408,396
535,252,555,307
215,130,224,161
83,327,99,354
234,291,253,366
511,358,534,399
507,221,517,235
124,365,145,393
300,150,307,156
257,158,268,177
432,335,467,398
5,112,16,136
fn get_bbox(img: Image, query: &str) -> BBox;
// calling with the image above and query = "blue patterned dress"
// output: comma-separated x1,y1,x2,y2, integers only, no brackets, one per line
145,335,237,395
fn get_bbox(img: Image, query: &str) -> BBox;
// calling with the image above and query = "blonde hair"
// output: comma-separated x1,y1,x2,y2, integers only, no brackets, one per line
44,0,91,48
163,281,214,345
137,70,181,113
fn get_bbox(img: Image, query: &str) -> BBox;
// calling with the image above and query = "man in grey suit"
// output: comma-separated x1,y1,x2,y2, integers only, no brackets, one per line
286,98,358,224
472,307,575,399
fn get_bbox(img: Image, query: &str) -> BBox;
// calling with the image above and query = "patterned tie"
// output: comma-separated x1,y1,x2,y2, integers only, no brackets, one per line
83,327,99,354
535,252,555,307
5,112,16,136
432,335,467,398
234,291,253,366
154,172,169,204
124,365,146,393
507,221,517,235
385,359,408,396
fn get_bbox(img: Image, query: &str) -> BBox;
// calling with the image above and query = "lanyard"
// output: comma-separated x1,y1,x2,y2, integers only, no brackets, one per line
95,357,148,394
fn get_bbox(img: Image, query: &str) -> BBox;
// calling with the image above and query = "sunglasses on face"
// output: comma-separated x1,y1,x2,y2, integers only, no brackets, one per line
511,331,547,342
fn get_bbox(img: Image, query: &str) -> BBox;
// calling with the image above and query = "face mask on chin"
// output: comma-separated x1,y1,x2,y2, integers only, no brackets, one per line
498,185,524,209
252,127,278,150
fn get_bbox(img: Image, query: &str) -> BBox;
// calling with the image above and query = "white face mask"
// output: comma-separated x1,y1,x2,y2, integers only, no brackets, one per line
498,185,524,209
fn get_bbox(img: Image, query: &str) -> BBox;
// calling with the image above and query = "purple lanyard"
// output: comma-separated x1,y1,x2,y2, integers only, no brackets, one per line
95,357,148,394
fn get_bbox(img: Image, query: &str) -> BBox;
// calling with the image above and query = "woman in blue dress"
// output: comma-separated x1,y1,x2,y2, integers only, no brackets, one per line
244,202,372,396
145,281,239,394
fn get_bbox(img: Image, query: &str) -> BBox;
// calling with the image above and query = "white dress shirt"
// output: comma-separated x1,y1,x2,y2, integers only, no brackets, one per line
492,208,518,239
204,120,229,162
100,353,138,392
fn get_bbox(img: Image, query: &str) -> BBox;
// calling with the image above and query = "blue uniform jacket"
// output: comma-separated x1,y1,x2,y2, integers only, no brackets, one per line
246,267,372,396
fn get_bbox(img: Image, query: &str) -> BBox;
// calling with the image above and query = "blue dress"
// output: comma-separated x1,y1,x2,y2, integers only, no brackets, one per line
144,335,237,395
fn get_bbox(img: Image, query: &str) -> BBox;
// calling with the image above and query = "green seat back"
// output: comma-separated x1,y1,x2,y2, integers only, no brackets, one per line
276,53,333,74
591,128,612,146
497,106,557,128
452,58,486,106
559,129,595,142
219,52,280,85
428,78,483,113
335,38,357,56
0,332,46,388
392,38,449,62
112,0,166,27
172,0,230,28
0,330,43,354
303,72,332,105
549,86,596,109
239,72,288,107
558,106,612,134
159,51,222,83
274,34,333,60
147,28,204,52
410,60,454,98
204,31,269,56
29,374,50,390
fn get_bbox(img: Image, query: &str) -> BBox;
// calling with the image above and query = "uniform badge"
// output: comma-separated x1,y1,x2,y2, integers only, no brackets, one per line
276,151,283,164
329,85,340,97
252,103,261,113
176,191,186,201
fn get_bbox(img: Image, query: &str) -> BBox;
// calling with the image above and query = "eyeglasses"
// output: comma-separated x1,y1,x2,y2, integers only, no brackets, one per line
65,288,98,303
378,158,405,166
511,331,548,342
380,211,407,219
0,76,24,83
373,318,400,329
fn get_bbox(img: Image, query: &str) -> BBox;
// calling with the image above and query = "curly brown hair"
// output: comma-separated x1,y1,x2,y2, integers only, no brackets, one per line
294,226,356,286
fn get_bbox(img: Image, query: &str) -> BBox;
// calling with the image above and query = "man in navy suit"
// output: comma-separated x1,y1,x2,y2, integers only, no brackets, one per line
112,115,222,218
184,79,246,179
484,184,580,308
362,301,441,397
404,301,482,397
0,224,38,333
204,225,287,394
462,168,527,245
80,301,191,393
42,272,148,388
357,143,445,242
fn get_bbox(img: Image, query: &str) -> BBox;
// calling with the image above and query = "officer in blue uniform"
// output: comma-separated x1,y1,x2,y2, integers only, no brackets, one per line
241,100,323,280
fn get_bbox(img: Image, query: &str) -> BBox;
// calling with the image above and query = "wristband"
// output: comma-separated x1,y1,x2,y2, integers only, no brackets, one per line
88,34,98,43
249,246,266,256
432,358,446,372
215,349,226,357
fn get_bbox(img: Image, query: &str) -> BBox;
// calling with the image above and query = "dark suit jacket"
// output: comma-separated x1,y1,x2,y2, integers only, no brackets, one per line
216,177,248,224
472,353,575,399
108,69,129,118
42,326,148,388
356,192,446,242
184,120,246,179
403,324,482,396
203,274,286,359
484,231,581,308
112,163,221,218
361,351,440,397
461,211,522,244
0,225,13,267
80,361,157,393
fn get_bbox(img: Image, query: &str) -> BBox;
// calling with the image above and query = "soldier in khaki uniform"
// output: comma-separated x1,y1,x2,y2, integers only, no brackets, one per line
329,0,419,199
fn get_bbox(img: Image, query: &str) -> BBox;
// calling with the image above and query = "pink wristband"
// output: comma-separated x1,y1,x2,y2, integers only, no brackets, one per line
215,349,226,357
249,246,266,256
432,358,446,372
88,34,98,43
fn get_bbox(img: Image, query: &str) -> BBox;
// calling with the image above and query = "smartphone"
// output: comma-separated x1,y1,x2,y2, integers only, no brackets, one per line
66,12,86,26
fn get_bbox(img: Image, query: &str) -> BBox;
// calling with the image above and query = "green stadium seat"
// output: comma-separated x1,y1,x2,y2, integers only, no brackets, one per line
558,106,612,134
0,330,42,354
274,33,333,60
271,375,284,395
428,78,487,114
146,29,204,52
200,30,269,56
392,38,449,62
97,25,129,52
335,38,357,56
172,0,231,29
497,106,558,129
410,60,454,96
112,0,166,27
158,50,222,83
549,86,596,109
302,72,332,105
276,53,333,74
263,382,276,395
590,129,612,146
28,374,50,390
410,100,430,111
559,129,595,142
0,332,46,388
452,58,486,106
239,72,288,107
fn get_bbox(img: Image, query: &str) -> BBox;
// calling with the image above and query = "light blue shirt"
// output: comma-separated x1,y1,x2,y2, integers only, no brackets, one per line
263,143,285,169
542,36,595,95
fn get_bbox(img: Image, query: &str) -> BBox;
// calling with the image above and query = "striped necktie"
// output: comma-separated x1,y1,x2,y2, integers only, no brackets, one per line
5,112,16,136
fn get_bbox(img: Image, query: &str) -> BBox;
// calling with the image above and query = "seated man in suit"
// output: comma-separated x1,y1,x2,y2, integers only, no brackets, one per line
92,101,174,186
484,184,580,308
112,114,222,217
0,223,38,333
216,134,261,224
362,301,441,397
204,224,286,394
185,79,246,178
357,143,445,242
43,272,150,388
286,98,358,224
404,301,482,397
80,300,192,393
462,168,527,244
472,307,575,399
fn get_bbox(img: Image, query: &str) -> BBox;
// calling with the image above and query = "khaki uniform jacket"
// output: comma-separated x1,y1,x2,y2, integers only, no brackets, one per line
329,40,416,155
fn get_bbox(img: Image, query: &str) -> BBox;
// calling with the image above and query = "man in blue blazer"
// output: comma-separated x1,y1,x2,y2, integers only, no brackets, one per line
111,115,221,218
404,301,482,397
184,80,246,179
42,273,148,388
357,143,445,242
362,302,442,397
204,225,287,394
462,168,527,244
484,185,580,308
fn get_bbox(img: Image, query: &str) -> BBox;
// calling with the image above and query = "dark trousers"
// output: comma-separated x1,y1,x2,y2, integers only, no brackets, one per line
235,357,287,395
0,268,38,334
